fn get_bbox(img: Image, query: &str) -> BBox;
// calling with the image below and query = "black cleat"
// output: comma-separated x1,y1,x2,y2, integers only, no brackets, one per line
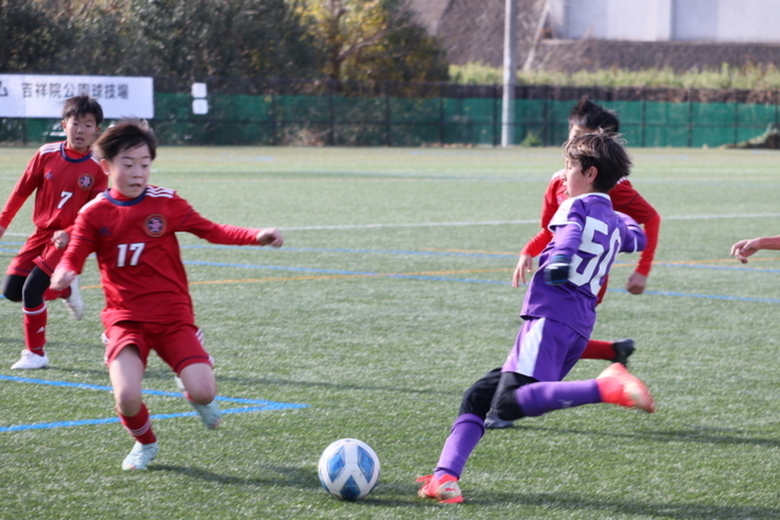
611,339,635,367
484,409,515,429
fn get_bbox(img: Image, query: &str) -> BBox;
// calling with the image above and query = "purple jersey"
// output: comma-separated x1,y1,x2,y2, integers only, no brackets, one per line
520,193,645,338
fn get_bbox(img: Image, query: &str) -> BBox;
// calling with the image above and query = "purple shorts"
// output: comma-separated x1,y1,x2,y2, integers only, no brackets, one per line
501,317,587,381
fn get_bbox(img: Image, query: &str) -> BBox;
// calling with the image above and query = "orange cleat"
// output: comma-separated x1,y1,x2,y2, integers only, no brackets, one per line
597,362,655,413
417,473,464,504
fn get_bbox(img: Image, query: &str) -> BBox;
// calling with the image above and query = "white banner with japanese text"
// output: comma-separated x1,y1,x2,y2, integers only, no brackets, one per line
0,74,154,118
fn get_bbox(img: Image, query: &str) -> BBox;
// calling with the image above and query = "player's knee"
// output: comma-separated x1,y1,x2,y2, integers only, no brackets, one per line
186,384,216,405
178,364,217,404
20,291,44,308
491,372,535,421
1,276,23,301
114,390,143,417
492,389,525,421
458,380,495,418
2,287,21,301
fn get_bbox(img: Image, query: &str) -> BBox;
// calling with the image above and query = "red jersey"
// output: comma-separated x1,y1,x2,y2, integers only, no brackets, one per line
59,186,261,328
0,142,107,231
521,172,660,277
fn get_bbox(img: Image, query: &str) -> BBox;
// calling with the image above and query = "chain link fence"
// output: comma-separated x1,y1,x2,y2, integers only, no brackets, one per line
2,79,779,148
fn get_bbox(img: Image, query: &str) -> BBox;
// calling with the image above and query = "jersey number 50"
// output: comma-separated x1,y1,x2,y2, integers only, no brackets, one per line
568,217,622,295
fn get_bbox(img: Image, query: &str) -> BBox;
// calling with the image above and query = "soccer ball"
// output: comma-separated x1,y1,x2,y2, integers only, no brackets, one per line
317,438,380,501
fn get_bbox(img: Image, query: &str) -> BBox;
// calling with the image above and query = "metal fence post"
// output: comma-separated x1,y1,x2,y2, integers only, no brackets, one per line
733,90,739,147
687,90,693,148
543,91,550,146
270,80,277,146
328,79,335,146
384,82,391,146
776,89,779,132
493,84,500,147
439,83,446,146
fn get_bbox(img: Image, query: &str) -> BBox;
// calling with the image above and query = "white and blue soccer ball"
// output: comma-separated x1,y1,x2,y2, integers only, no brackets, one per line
317,438,380,501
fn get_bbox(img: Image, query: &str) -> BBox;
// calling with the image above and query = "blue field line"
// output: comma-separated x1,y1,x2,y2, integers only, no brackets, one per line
181,244,780,271
0,406,302,433
185,259,780,303
0,257,774,303
0,374,308,433
653,262,780,273
636,289,780,304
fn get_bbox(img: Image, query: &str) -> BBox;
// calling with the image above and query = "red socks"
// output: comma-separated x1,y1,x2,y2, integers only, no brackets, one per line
118,404,157,445
22,303,47,355
580,339,614,360
43,286,71,301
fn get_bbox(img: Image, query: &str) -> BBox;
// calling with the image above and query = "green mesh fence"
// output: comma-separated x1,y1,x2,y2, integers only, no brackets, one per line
3,90,778,148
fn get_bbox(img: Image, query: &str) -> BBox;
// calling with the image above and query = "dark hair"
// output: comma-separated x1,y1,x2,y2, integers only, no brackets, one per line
562,132,631,193
61,94,104,125
93,118,157,162
568,97,619,133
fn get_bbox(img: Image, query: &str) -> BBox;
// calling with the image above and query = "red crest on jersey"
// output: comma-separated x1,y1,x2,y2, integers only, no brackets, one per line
144,214,166,237
78,174,95,191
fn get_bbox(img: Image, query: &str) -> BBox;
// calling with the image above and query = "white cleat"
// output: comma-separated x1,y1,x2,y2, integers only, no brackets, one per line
191,400,222,430
63,277,85,320
175,376,222,429
122,441,159,470
11,350,49,369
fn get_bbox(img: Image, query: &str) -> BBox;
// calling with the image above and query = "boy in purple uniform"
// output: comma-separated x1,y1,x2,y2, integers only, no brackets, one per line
417,132,656,504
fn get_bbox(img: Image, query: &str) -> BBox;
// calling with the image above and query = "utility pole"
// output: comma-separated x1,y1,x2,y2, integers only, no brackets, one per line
501,0,517,147
523,0,551,73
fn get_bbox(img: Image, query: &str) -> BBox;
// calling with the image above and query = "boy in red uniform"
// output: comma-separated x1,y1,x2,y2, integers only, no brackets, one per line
487,98,661,428
1,95,106,369
51,120,284,470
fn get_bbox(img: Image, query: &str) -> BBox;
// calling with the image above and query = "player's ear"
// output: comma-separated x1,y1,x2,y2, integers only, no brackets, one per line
584,165,598,185
99,158,112,175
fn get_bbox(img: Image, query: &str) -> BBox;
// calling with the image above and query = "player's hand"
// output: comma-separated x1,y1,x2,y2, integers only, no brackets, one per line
50,268,76,291
52,230,70,249
512,254,534,287
731,238,757,264
626,271,647,295
543,255,570,285
257,228,283,248
0,225,5,240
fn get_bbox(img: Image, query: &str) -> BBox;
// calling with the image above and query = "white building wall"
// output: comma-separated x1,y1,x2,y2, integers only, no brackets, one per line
723,1,780,42
551,0,780,43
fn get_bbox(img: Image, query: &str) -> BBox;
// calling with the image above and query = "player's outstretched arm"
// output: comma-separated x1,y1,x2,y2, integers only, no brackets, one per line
731,236,780,264
257,228,284,248
51,268,77,291
512,254,534,287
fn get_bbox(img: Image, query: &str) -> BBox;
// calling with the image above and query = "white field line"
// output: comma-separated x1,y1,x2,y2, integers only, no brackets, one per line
282,213,780,231
3,213,779,236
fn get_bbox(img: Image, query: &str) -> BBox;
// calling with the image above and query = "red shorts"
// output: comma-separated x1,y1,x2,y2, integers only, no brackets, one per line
103,321,212,374
6,228,64,277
